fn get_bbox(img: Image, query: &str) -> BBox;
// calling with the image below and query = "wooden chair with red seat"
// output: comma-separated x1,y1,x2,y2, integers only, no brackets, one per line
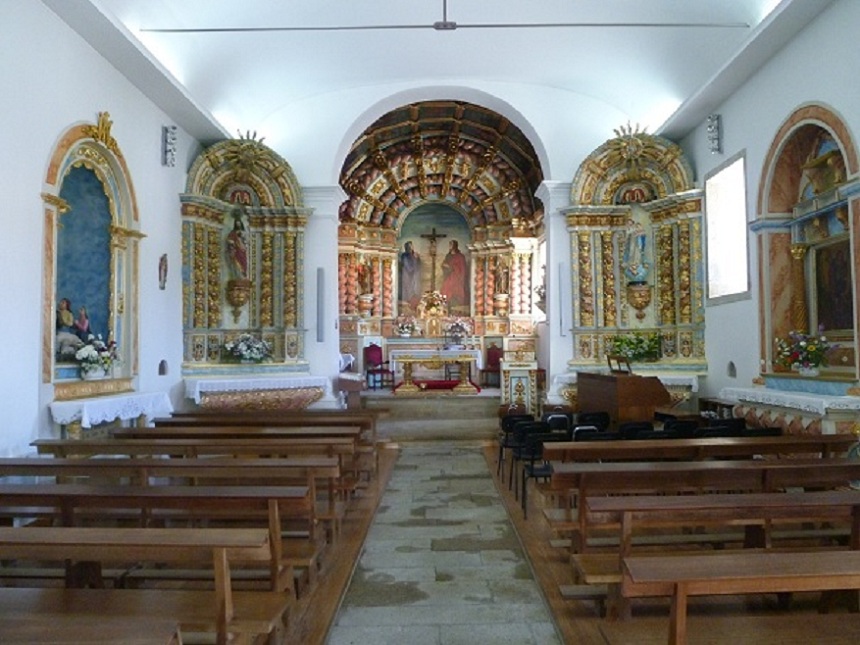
480,343,503,387
363,343,394,390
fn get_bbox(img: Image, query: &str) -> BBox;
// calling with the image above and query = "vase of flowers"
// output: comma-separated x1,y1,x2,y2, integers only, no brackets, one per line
444,317,472,346
223,333,273,363
75,334,120,380
606,331,661,362
395,316,419,337
775,330,832,374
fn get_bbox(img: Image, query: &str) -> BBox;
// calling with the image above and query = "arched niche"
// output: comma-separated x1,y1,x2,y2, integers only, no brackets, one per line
566,128,705,370
180,135,312,372
754,103,860,378
42,112,141,400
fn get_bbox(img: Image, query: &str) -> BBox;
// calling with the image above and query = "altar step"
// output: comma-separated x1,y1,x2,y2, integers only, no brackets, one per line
364,394,499,442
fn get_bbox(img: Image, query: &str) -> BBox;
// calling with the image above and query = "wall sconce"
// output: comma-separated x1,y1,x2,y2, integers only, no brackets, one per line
706,114,722,155
161,125,177,167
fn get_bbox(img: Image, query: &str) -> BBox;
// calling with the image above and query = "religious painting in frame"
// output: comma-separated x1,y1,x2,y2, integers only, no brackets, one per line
397,203,471,316
813,237,854,334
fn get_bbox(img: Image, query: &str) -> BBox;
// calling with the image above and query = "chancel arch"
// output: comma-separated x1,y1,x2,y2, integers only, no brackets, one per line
337,100,546,377
42,112,141,401
754,103,860,379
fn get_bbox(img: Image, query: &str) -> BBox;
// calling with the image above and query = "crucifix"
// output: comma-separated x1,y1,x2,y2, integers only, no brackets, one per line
420,227,447,291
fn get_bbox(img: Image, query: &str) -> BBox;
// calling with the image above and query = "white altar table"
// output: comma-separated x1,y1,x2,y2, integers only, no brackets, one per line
49,391,173,429
389,349,482,394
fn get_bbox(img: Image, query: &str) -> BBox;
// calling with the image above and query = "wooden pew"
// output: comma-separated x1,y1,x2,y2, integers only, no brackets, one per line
578,489,860,618
548,458,860,552
542,433,857,462
0,525,288,645
32,436,356,459
156,410,381,473
112,425,371,483
32,436,362,501
0,455,344,543
621,550,860,645
0,483,310,593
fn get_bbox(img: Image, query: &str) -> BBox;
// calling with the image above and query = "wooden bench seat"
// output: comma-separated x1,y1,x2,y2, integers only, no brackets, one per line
622,550,860,645
0,525,289,644
542,434,857,463
0,612,181,644
597,610,860,645
0,586,288,645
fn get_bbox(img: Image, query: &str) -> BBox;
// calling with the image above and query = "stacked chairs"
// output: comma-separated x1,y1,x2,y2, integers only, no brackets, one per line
497,412,534,482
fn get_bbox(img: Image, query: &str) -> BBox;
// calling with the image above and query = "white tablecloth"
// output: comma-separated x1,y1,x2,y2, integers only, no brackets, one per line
719,387,860,416
184,375,330,404
49,392,174,428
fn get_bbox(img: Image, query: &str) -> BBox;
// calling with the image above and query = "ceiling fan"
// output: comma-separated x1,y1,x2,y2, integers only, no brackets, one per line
141,0,748,34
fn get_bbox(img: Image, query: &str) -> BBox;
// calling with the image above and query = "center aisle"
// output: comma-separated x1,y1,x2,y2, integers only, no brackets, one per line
326,441,562,644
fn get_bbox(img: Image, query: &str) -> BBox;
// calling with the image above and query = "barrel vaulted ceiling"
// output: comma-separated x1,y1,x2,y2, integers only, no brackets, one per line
45,0,835,207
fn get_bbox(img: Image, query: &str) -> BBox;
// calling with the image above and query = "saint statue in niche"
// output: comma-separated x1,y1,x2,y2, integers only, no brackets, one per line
623,216,650,284
225,212,249,280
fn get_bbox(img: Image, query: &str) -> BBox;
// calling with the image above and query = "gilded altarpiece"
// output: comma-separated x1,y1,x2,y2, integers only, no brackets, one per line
180,136,311,374
564,128,706,381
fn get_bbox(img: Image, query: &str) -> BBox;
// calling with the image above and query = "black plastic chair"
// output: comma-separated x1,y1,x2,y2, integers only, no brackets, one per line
497,413,534,481
542,412,573,439
662,418,700,438
520,431,569,518
508,421,550,496
576,411,611,432
618,421,654,440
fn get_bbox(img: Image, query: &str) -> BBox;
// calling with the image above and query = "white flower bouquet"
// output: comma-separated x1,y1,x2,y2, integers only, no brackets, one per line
223,333,273,363
75,334,120,374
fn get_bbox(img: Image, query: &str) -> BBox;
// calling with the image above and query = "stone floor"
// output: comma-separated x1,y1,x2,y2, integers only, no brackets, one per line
326,441,563,645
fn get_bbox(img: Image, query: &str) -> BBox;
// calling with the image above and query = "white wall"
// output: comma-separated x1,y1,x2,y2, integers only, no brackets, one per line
1,1,193,455
682,0,860,398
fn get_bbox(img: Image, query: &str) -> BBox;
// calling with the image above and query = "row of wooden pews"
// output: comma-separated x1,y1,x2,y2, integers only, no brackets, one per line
518,420,860,645
0,407,385,644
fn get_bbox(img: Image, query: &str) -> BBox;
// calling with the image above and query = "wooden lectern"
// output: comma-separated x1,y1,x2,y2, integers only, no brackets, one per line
577,371,671,429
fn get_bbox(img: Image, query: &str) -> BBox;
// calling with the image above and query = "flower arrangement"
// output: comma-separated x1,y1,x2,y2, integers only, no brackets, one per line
419,290,448,317
606,331,661,361
395,316,419,336
774,330,832,369
223,333,273,363
75,334,120,375
444,317,472,338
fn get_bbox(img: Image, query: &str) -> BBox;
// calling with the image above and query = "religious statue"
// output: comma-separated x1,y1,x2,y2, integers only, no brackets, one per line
623,216,650,284
495,260,510,294
225,213,249,280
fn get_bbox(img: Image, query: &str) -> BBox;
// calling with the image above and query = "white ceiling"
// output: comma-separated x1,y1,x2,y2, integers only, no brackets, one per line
44,0,835,181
